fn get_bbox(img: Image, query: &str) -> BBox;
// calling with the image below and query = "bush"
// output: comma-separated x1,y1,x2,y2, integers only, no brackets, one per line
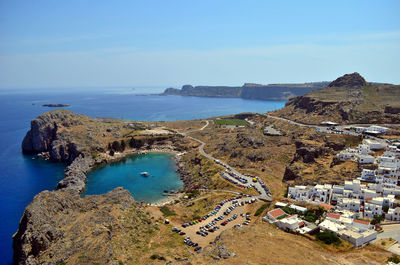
109,150,115,156
254,203,270,216
388,255,400,263
112,140,121,152
121,140,126,151
371,214,384,225
159,206,176,217
316,231,340,245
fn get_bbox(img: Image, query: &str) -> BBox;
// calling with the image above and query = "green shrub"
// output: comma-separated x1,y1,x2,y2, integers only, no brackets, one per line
371,214,384,225
388,255,400,263
254,203,270,216
316,232,340,245
159,206,176,217
215,119,248,126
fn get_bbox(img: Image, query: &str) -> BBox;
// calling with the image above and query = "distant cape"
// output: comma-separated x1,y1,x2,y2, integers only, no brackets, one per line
161,82,330,101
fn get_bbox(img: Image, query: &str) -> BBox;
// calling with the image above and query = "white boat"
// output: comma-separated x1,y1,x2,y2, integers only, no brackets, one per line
141,172,149,177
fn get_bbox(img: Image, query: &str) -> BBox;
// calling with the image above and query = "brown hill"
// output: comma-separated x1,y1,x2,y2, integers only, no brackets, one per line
271,73,400,124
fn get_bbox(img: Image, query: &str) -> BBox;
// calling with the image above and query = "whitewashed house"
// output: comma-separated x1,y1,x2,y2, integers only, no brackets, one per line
387,207,400,221
338,229,377,247
364,202,382,218
358,154,375,164
338,198,361,212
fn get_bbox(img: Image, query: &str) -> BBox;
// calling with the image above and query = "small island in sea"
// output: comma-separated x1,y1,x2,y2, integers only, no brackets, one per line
42,104,70,107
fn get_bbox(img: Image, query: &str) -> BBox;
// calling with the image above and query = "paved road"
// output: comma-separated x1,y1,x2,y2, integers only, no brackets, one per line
265,114,396,145
181,120,272,202
378,224,400,242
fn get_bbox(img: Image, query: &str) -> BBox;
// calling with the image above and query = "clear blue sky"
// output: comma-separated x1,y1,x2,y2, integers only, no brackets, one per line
0,0,399,89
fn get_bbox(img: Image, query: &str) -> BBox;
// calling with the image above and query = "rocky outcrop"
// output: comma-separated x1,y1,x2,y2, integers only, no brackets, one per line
22,110,104,162
272,73,400,124
293,141,331,163
13,188,137,265
385,106,400,114
56,155,95,193
328,72,367,87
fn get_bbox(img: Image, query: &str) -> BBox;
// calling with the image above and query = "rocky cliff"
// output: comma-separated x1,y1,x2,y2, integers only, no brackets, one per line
22,110,104,162
161,82,329,100
13,188,144,265
21,110,189,193
272,73,400,124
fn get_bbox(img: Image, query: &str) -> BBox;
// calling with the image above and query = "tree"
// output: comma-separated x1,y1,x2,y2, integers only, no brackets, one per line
120,140,126,151
371,215,384,225
388,255,400,263
109,150,115,156
107,143,112,150
129,137,135,148
316,232,340,245
112,140,121,152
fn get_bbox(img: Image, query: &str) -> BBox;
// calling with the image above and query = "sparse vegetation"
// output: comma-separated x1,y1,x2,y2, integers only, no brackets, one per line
254,202,270,216
316,231,341,245
388,255,400,263
158,206,176,217
215,119,248,126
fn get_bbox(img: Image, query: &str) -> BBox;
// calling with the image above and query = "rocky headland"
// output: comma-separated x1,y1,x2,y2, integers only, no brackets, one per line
14,110,194,264
161,82,329,100
272,73,400,124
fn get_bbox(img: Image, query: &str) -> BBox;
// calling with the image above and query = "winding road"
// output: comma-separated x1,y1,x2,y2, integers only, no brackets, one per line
180,120,272,202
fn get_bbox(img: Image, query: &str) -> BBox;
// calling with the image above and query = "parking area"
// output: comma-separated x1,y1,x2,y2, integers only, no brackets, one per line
171,196,256,249
378,224,400,242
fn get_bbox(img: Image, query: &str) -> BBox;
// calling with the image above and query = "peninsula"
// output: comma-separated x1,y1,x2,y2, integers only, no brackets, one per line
161,82,329,100
14,73,400,265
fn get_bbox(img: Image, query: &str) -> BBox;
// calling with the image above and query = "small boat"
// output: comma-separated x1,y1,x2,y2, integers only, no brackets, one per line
141,172,149,177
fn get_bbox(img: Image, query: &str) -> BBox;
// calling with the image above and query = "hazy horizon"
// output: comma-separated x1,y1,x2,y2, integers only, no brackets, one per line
1,0,399,89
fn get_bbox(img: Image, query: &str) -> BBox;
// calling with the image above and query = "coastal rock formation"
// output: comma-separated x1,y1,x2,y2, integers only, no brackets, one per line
13,188,138,265
56,155,95,193
161,82,329,100
22,110,104,162
271,73,400,124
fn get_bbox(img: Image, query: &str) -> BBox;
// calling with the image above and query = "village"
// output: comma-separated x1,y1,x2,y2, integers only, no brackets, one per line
263,125,400,250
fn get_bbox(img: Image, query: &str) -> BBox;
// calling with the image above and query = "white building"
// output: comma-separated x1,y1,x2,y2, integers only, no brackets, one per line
364,202,382,218
368,125,389,134
358,154,375,164
358,144,371,155
275,214,304,232
386,207,400,221
363,139,386,150
338,229,377,247
338,198,361,212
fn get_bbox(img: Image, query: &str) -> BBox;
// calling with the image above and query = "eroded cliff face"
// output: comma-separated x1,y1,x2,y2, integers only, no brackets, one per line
22,110,104,162
12,188,142,265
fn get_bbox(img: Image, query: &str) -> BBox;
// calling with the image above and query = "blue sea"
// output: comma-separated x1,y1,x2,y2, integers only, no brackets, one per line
0,87,285,263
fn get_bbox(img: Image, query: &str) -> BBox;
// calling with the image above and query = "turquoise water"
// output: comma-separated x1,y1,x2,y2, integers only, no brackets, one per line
83,153,183,203
0,87,285,263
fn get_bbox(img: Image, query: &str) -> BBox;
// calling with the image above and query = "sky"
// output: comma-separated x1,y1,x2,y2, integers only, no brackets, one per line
0,0,399,89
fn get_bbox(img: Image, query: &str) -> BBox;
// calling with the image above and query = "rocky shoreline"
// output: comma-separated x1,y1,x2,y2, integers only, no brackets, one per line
14,110,197,264
21,109,192,194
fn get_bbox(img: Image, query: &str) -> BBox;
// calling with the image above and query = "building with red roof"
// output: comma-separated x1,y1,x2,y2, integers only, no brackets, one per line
267,208,286,221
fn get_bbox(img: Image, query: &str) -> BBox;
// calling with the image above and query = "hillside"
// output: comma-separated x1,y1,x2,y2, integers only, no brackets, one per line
162,82,329,100
271,73,400,124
